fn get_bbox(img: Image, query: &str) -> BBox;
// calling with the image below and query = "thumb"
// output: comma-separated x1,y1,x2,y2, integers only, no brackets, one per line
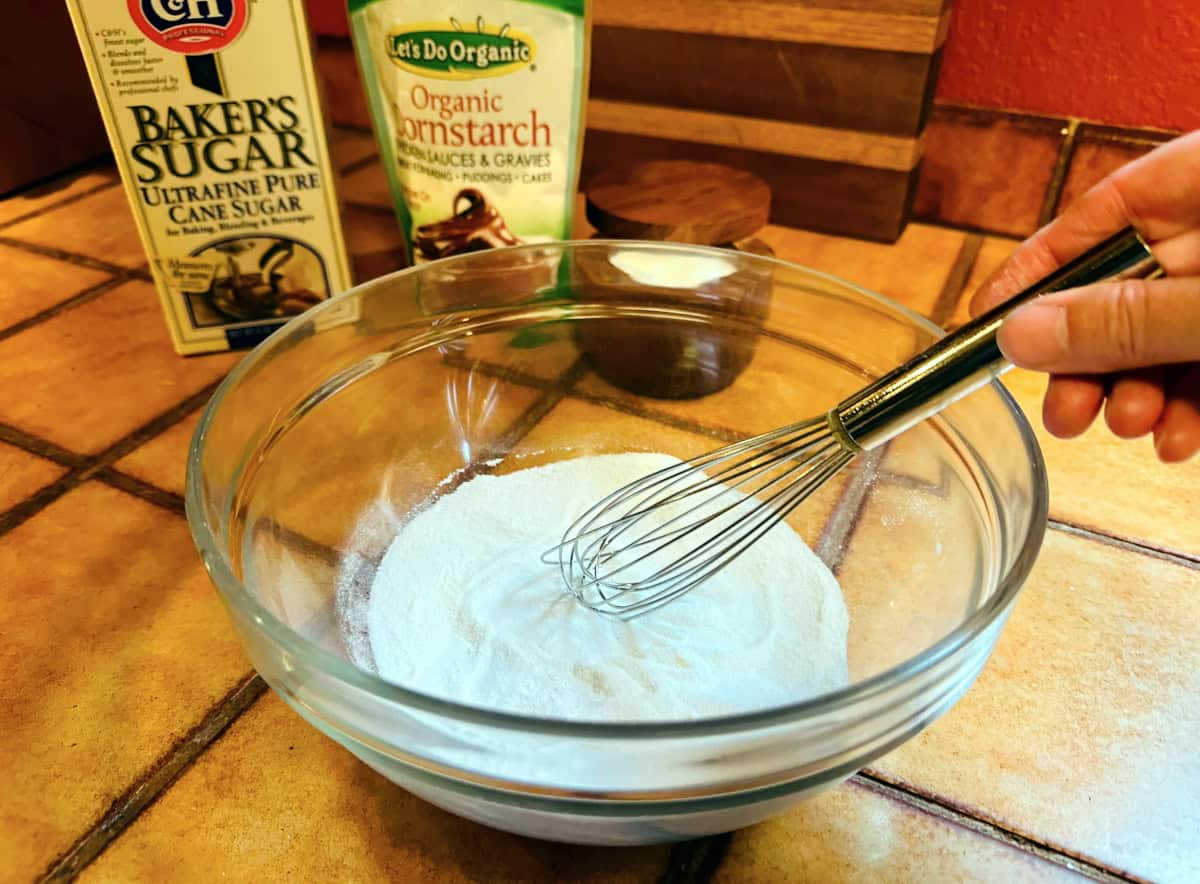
996,277,1200,374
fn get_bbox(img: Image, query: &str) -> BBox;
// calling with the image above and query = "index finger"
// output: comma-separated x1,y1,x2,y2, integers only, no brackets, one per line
970,130,1200,317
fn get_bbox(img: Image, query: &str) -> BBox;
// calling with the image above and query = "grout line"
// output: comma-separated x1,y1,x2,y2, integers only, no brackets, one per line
1038,119,1081,226
459,353,830,448
339,152,380,176
658,834,733,884
0,177,120,233
0,423,86,468
928,102,1179,146
817,448,883,577
1048,518,1200,570
440,352,748,445
852,772,1140,882
0,382,217,537
873,467,943,494
343,199,397,217
0,234,147,278
915,216,1030,242
46,355,591,879
931,102,1071,132
441,352,565,394
0,469,88,538
1072,121,1176,148
571,388,746,445
81,381,219,471
929,233,984,327
474,358,590,470
0,274,133,344
330,121,374,136
39,672,268,883
98,468,185,515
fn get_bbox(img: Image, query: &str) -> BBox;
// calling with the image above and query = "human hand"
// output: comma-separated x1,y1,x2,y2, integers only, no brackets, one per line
970,130,1200,462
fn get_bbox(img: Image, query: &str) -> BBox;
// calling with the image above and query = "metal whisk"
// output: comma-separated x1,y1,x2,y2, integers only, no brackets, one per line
543,227,1162,619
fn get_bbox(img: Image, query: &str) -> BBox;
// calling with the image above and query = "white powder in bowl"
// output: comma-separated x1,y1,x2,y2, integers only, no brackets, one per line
364,452,849,722
608,249,737,290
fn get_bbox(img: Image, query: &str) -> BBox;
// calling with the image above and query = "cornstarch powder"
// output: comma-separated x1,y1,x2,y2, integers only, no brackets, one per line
363,452,849,721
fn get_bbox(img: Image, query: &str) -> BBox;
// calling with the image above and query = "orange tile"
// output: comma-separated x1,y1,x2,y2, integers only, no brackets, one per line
4,186,146,269
246,347,544,550
343,205,407,283
833,468,1000,683
114,411,201,497
330,127,378,171
575,331,878,441
82,692,670,883
571,192,595,238
0,483,250,876
915,108,1065,237
870,528,1200,881
1056,132,1166,217
759,222,965,320
339,159,392,209
0,169,117,228
0,243,112,331
509,395,717,466
938,238,1198,557
715,779,1082,883
0,442,66,511
0,280,239,454
344,205,404,254
316,41,371,130
1002,369,1200,558
946,236,1020,328
461,332,581,383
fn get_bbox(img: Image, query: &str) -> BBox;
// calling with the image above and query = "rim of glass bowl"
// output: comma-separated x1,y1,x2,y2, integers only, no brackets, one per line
186,240,1049,739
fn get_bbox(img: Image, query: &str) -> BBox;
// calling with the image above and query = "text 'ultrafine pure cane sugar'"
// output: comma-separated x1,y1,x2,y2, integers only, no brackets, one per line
64,0,353,354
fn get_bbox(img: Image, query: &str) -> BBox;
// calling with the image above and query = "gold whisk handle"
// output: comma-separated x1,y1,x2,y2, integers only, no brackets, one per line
832,226,1164,451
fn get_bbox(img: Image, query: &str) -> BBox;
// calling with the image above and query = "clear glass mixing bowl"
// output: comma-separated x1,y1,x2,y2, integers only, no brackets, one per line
187,241,1047,844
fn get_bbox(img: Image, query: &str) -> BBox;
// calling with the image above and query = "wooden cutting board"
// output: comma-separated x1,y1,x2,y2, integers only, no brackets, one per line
585,160,771,244
582,0,950,242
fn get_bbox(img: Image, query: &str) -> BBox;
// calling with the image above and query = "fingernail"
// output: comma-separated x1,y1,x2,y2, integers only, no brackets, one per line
998,303,1069,369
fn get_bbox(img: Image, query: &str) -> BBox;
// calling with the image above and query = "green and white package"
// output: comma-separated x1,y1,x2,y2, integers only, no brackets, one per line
349,0,590,264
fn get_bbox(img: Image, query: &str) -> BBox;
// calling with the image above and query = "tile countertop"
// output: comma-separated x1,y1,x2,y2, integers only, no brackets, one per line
2,127,1198,884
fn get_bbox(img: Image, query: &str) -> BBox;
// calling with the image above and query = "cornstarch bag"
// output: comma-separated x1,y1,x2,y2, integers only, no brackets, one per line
349,0,591,264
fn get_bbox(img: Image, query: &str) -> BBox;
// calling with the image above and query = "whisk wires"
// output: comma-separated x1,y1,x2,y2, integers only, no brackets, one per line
541,417,854,619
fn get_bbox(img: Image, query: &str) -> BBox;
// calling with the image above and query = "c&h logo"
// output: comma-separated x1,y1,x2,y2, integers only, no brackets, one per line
127,0,249,55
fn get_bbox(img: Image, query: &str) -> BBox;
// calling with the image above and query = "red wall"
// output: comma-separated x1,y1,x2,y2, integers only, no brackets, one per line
934,0,1200,131
306,0,1200,132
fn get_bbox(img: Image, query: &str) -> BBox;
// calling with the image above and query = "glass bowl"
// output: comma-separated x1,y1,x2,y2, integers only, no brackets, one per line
187,241,1047,845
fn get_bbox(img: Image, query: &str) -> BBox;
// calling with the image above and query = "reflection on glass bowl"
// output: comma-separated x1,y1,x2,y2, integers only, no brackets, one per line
187,242,1047,845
